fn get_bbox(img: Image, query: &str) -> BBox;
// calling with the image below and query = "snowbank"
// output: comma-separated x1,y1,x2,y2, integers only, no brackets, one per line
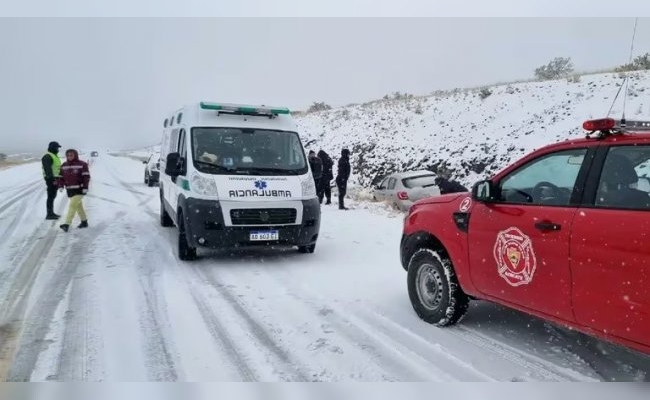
296,71,650,188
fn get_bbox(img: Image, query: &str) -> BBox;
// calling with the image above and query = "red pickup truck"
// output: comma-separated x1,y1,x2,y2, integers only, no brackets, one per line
401,118,650,355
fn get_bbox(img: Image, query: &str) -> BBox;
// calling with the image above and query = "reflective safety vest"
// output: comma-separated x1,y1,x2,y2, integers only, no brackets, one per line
43,152,62,178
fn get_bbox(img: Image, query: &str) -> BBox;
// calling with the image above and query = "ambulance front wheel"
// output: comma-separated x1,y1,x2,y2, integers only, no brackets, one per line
298,243,316,254
178,212,197,261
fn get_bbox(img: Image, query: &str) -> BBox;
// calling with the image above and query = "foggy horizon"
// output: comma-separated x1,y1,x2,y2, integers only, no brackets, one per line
1,17,650,154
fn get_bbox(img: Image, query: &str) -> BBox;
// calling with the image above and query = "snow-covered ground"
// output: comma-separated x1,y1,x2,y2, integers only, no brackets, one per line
297,71,650,187
0,155,648,382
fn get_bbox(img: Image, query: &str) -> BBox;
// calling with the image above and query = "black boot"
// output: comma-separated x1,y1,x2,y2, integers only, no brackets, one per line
78,220,88,228
59,224,69,232
46,213,60,220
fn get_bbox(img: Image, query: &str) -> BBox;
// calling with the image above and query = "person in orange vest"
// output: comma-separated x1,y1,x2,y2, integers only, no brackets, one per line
42,141,62,220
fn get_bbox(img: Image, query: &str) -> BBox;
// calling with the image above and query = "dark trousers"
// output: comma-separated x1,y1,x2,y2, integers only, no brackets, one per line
337,180,347,209
318,179,331,204
314,177,322,201
45,178,58,215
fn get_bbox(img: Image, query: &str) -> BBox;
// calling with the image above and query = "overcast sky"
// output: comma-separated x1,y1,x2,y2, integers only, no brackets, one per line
2,14,650,152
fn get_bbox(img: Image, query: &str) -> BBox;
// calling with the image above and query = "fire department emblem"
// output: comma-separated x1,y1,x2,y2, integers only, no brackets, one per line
493,227,537,287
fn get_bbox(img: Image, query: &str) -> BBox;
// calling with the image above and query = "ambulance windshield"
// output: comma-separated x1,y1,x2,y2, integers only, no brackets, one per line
191,127,308,176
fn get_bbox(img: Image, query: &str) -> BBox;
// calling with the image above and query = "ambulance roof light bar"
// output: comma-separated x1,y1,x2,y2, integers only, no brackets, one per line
583,118,650,138
200,101,290,116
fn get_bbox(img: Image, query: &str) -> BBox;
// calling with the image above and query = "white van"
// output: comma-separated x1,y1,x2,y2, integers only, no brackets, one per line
159,102,320,260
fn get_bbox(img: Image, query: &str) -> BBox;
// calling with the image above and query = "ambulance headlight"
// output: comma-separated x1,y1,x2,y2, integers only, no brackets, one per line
301,177,317,198
191,172,219,197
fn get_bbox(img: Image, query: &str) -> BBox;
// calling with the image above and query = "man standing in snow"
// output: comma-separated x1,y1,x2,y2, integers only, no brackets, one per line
308,150,323,196
42,141,62,220
57,149,90,232
317,150,334,204
434,175,468,194
336,148,351,210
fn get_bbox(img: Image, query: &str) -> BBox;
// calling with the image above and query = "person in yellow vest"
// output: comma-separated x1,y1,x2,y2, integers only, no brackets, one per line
42,141,62,220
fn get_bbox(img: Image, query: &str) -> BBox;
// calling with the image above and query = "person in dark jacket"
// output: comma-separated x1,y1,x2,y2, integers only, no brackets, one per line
42,141,62,220
336,148,351,210
317,150,334,204
434,176,468,194
308,150,323,197
57,149,90,232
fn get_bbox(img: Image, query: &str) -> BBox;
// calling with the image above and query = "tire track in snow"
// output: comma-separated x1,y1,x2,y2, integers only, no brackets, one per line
449,325,594,381
0,223,61,380
191,266,310,381
187,289,257,381
5,219,111,381
104,161,180,380
1,187,44,242
132,241,180,382
150,226,308,381
221,265,488,381
53,274,102,381
0,180,41,217
0,191,66,299
69,157,179,380
52,217,179,380
143,232,259,381
260,264,591,381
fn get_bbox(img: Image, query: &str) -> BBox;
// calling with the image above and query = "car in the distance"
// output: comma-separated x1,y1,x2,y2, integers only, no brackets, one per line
373,170,441,210
143,152,160,187
400,118,650,356
90,151,99,157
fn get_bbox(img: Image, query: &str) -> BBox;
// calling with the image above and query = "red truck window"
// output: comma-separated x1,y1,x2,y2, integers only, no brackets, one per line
594,146,650,210
499,149,587,206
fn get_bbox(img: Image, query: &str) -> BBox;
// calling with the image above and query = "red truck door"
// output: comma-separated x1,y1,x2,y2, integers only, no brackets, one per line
571,143,650,347
469,147,591,321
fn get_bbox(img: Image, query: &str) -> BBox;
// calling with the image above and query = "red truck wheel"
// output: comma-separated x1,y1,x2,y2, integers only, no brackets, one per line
407,248,469,326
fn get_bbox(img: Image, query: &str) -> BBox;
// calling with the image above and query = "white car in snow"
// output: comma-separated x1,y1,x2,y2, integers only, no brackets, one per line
143,152,160,187
372,170,441,210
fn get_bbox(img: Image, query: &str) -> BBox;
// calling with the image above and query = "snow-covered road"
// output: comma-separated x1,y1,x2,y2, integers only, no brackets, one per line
0,155,648,382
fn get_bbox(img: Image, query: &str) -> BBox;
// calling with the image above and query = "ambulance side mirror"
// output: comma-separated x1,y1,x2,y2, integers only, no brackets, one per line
165,152,182,177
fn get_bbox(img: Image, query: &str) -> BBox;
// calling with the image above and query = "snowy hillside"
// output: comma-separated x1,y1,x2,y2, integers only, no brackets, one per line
296,71,650,187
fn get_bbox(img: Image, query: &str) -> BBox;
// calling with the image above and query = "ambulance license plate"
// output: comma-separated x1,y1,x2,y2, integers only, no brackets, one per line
249,230,279,241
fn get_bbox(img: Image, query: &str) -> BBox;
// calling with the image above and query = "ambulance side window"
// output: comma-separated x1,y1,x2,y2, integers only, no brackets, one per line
178,129,187,175
169,129,180,154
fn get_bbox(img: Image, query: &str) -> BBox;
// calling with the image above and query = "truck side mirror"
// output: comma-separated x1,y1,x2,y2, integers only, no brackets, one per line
165,152,182,177
472,180,498,203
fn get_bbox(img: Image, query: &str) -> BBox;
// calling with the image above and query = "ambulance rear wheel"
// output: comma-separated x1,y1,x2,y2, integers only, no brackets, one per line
160,198,174,227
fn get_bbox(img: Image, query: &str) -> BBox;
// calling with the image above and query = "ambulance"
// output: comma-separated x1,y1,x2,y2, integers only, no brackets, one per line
159,102,320,260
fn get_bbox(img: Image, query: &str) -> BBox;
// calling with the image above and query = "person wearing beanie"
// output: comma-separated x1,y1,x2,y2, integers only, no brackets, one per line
317,150,334,204
42,141,62,220
308,150,323,197
57,149,90,232
336,148,351,210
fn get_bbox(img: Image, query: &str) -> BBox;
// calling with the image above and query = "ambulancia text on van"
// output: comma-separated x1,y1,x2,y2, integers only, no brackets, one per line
159,102,320,260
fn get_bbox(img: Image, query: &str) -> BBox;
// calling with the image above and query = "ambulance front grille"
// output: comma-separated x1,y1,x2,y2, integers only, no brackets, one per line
230,208,297,225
